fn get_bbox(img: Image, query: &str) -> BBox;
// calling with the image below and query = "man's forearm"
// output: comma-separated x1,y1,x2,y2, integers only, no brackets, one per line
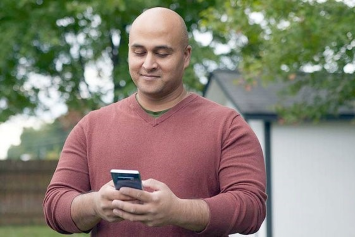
174,199,210,232
71,192,101,232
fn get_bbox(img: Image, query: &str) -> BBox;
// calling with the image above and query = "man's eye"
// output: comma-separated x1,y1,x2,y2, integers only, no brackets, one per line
134,51,146,56
156,53,169,58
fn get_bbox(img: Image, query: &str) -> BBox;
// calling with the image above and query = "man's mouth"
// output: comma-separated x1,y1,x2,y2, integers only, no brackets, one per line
140,74,160,79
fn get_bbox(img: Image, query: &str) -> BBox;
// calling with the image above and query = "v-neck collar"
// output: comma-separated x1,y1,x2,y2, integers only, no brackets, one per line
128,92,198,127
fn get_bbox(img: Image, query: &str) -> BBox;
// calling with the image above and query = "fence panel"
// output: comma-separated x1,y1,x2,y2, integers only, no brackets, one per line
0,160,58,225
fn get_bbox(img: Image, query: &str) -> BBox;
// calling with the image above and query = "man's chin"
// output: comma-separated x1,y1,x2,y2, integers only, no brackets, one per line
137,88,164,98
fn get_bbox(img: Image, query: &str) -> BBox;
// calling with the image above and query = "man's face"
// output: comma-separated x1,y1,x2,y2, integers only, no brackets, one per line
128,21,191,98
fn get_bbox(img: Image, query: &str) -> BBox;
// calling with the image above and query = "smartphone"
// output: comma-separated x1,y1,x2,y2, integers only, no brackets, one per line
110,169,143,190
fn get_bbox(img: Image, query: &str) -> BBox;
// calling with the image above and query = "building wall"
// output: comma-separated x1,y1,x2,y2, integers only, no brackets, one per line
246,120,267,237
205,84,355,237
230,119,355,237
271,122,355,237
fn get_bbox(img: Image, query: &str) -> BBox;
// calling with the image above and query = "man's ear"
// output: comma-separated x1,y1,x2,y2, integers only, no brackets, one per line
184,45,192,68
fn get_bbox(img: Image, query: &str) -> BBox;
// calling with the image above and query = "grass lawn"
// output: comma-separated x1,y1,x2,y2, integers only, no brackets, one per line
0,225,89,237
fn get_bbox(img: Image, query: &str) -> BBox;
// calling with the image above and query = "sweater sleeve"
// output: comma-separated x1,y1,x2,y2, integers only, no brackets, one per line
202,115,267,236
43,118,90,234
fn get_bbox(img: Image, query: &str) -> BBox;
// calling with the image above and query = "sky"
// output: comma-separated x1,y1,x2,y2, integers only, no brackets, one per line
0,116,41,159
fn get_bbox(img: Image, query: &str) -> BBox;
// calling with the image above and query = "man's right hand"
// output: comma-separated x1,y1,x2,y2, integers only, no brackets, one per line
71,180,136,231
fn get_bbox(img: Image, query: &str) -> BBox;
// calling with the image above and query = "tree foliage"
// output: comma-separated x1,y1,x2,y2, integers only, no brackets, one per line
0,0,219,123
201,0,355,122
2,0,354,126
5,0,355,159
7,120,67,160
7,110,82,159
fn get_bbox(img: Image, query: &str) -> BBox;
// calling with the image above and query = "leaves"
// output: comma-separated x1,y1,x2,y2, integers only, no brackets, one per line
3,0,352,123
6,108,84,160
202,0,355,122
0,0,218,123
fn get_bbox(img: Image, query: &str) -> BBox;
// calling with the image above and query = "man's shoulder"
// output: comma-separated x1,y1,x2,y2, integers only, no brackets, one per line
84,95,133,120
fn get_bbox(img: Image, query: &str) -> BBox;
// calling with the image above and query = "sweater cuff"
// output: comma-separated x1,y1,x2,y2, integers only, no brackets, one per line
199,196,232,236
56,191,83,233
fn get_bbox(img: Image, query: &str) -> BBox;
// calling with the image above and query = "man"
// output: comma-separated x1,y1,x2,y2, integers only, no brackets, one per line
43,7,267,236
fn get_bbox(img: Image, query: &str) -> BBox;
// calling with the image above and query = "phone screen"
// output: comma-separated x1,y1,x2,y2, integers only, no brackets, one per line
111,169,143,190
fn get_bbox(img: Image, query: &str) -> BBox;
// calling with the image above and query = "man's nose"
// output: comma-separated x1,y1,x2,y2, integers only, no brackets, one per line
142,53,157,70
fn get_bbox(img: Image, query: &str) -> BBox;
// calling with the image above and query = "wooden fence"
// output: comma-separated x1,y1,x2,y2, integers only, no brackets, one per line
0,160,58,225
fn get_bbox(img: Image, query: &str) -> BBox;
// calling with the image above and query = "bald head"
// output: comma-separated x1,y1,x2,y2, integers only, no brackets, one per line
129,7,189,48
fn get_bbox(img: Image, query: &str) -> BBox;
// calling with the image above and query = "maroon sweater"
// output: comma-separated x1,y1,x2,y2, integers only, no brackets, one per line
43,93,267,236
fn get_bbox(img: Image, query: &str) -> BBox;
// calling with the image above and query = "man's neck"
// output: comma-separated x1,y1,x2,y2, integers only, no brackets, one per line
136,89,189,112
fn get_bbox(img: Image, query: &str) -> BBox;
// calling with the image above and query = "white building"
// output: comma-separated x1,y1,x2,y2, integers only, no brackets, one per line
204,69,355,237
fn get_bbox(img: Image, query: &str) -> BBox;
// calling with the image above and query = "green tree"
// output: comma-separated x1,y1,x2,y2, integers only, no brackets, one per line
7,110,82,159
7,119,68,160
0,0,219,123
201,0,355,122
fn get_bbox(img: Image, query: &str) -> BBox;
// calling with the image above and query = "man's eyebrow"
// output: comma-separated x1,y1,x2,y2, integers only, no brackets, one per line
130,44,174,51
154,46,174,52
130,44,144,49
